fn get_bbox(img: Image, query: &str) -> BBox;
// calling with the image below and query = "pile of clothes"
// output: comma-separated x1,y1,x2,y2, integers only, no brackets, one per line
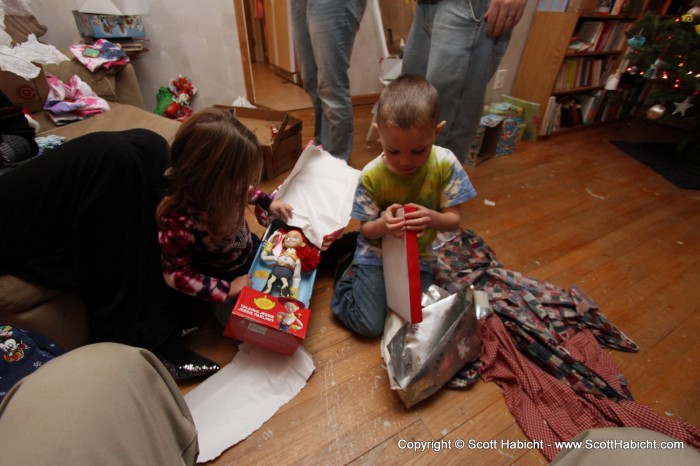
434,229,700,460
41,39,127,125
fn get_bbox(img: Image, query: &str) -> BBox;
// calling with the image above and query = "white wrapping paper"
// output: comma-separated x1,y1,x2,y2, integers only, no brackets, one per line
273,143,361,249
184,343,315,463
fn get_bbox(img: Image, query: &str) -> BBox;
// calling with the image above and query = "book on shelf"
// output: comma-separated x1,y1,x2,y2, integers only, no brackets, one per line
577,90,605,124
576,21,604,50
610,0,626,15
539,95,557,136
537,0,570,11
552,103,562,133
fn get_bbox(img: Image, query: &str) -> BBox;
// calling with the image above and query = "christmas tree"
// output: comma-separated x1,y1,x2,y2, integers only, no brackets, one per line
624,3,699,123
621,3,699,170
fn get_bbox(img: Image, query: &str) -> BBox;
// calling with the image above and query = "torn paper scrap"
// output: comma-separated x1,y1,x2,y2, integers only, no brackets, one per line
0,34,68,79
184,343,315,463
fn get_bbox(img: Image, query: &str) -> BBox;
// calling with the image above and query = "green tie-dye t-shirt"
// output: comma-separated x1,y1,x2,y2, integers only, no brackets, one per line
351,145,476,269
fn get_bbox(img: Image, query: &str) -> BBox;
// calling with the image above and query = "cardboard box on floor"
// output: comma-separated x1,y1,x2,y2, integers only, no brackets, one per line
0,67,50,113
214,105,302,180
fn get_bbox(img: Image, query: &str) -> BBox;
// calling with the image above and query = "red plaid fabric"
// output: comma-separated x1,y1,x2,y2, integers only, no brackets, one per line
479,315,700,460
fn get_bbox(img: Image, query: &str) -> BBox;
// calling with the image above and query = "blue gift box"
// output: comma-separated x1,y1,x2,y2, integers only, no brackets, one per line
479,114,523,158
72,10,146,38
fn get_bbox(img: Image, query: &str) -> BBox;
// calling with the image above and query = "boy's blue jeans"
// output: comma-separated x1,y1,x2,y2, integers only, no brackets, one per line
331,264,433,338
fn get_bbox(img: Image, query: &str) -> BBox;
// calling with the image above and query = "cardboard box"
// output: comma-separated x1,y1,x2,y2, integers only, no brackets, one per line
72,10,146,38
215,105,303,180
224,287,310,357
0,68,50,113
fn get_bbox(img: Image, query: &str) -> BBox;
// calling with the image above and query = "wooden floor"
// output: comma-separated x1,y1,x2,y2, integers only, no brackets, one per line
180,105,700,465
249,63,311,111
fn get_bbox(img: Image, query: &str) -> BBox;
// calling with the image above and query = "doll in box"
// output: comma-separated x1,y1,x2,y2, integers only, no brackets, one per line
261,227,320,298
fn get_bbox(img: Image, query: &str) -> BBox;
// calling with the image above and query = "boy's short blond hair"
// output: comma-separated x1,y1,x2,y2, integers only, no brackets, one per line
376,74,439,131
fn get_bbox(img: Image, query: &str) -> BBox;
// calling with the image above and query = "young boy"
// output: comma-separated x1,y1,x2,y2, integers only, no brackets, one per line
330,74,476,337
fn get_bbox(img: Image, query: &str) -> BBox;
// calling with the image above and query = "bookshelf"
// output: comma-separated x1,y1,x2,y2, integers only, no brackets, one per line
511,0,652,136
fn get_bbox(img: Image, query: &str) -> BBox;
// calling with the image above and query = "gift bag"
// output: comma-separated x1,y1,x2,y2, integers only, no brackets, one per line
381,286,486,408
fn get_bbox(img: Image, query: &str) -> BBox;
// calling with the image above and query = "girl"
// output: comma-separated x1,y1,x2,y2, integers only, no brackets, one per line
157,107,293,334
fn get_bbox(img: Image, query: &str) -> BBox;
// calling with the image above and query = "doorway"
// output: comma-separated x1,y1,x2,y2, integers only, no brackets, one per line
234,0,311,111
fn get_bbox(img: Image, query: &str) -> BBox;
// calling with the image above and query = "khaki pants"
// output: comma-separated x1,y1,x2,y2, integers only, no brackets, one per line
0,343,198,465
551,427,700,465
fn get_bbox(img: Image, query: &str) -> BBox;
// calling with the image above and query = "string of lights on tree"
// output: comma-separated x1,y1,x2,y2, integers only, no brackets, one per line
622,2,699,121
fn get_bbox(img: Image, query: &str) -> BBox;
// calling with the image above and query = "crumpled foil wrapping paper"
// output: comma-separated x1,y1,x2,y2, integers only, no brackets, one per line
382,285,488,408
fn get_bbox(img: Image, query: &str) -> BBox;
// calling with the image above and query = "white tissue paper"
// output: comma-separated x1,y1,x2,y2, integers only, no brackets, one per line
0,34,68,79
273,143,361,249
184,343,315,463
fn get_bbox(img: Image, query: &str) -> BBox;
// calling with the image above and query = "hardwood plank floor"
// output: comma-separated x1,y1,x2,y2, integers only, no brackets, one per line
249,63,311,111
180,105,700,465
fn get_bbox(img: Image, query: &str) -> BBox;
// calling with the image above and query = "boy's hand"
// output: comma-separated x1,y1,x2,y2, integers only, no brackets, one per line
403,203,433,237
383,204,407,238
228,274,252,299
269,200,293,223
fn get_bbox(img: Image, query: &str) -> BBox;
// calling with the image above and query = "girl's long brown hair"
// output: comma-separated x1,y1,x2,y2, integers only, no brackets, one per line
156,107,263,240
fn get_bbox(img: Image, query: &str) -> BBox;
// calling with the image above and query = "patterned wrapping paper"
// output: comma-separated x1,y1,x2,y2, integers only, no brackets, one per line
494,117,523,157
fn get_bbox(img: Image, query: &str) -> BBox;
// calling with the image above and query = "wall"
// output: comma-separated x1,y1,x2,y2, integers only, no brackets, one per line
484,0,537,105
32,0,247,112
29,0,384,113
27,0,531,113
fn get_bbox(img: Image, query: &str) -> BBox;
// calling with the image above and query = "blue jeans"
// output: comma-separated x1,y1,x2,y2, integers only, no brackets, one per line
402,0,511,164
331,264,434,338
290,0,367,162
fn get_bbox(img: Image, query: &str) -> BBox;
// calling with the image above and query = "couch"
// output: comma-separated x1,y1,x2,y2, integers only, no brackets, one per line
0,100,181,351
1,13,183,351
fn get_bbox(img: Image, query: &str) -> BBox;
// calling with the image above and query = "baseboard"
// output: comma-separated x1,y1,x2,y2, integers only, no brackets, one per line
352,94,379,107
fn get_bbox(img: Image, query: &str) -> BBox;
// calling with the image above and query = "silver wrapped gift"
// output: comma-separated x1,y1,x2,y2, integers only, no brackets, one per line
381,285,487,408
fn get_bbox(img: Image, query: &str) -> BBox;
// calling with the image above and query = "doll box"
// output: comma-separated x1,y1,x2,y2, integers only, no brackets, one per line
225,222,318,356
224,287,310,357
214,105,302,180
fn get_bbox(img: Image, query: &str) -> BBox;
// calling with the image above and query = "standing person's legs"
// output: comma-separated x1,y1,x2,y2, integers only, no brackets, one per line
290,0,323,146
403,0,511,164
402,1,438,77
0,343,199,465
305,0,367,162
